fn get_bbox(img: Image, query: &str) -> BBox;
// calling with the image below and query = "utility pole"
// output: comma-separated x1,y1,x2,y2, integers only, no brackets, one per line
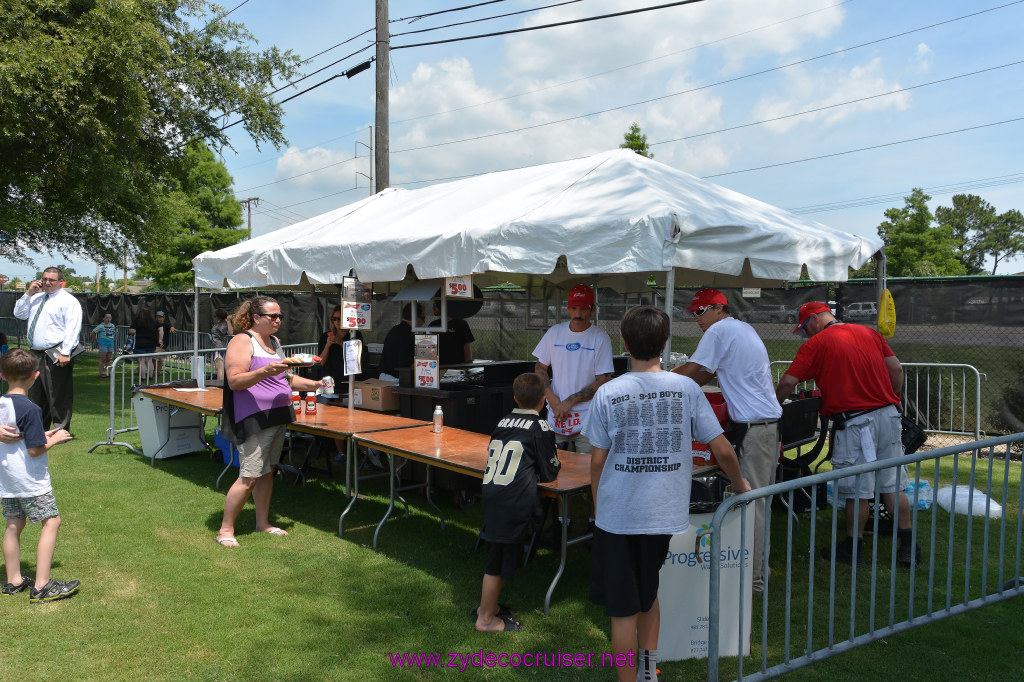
239,197,260,236
375,0,390,191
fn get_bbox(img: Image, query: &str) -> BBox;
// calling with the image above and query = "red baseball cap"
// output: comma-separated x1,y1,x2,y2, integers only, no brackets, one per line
567,285,595,308
685,288,728,314
793,301,831,336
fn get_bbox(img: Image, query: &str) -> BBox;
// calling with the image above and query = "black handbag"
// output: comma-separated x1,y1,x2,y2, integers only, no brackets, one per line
901,415,927,454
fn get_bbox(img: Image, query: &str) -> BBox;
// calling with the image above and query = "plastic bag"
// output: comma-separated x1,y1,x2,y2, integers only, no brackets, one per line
904,480,932,510
878,289,896,338
935,485,1003,519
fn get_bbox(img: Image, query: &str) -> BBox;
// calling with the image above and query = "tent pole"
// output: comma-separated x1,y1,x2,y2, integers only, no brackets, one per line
662,269,676,368
193,275,200,381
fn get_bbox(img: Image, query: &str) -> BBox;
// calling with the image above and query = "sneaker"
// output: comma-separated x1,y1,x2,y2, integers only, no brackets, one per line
897,543,921,567
820,538,867,567
29,578,81,603
2,577,34,596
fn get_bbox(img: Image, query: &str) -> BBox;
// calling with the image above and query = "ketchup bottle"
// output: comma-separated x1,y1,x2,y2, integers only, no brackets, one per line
305,394,317,415
291,391,301,415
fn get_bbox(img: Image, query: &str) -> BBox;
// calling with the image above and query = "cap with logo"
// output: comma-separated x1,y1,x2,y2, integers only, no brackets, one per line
156,311,165,317
685,288,728,314
567,285,595,309
793,301,831,336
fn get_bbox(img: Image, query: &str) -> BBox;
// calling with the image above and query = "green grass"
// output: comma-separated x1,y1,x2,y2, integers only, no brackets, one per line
1,353,1020,680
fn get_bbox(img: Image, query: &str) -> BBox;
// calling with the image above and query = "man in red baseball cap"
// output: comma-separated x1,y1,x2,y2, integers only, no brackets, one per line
674,288,781,595
776,301,918,567
533,284,614,536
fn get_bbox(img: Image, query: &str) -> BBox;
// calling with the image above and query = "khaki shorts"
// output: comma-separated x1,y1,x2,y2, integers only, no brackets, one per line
238,424,288,478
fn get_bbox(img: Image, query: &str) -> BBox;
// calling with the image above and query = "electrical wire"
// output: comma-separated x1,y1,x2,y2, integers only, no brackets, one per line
702,116,1024,179
392,1,584,38
650,60,1024,147
393,1,513,23
391,0,706,51
391,0,852,125
237,154,360,193
391,1,1023,154
196,0,251,35
787,172,1024,214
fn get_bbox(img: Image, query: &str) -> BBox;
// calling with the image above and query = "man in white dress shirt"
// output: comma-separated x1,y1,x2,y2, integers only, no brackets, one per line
13,267,83,430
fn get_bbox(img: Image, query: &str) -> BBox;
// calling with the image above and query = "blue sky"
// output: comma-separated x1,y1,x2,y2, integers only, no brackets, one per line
6,0,1024,282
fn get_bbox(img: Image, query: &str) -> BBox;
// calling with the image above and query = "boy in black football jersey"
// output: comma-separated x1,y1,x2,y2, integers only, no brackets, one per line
474,372,561,632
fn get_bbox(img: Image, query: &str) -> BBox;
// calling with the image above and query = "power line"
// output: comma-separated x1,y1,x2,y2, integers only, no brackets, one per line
393,0,513,23
788,172,1024,214
391,2,1022,154
391,0,852,125
196,0,251,35
702,117,1024,179
391,0,706,51
236,153,361,193
651,60,1024,147
392,1,584,38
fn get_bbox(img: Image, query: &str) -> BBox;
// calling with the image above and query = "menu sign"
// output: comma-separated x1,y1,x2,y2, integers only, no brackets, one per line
341,276,372,330
445,275,473,298
414,333,439,388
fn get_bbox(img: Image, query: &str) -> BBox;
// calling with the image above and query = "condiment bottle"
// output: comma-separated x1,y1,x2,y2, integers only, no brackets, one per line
291,391,301,415
432,405,443,433
305,394,317,415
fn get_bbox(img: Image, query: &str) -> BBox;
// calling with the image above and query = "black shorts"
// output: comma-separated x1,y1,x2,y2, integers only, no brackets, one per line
590,527,671,617
485,541,523,582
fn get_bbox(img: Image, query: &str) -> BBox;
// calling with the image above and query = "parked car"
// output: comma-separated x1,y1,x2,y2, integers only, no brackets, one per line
843,301,877,321
739,304,798,324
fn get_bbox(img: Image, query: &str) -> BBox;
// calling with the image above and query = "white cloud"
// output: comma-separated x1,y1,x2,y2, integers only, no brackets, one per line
272,146,370,193
751,58,911,134
913,43,933,72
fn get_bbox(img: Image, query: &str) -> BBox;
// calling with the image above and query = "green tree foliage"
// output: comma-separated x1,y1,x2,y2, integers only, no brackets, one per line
977,208,1024,275
876,189,966,277
934,194,995,275
620,122,654,159
137,141,248,290
0,0,298,265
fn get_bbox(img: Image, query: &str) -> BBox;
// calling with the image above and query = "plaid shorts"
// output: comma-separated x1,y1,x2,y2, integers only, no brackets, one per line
2,491,60,523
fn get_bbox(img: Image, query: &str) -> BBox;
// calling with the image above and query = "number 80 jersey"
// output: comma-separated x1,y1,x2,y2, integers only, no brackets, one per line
481,408,562,544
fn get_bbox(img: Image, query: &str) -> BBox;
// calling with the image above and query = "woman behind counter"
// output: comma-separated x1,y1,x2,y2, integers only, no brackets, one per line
215,296,324,548
317,304,366,381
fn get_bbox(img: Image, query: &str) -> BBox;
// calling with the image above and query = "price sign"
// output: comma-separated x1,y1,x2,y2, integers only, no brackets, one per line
445,275,473,298
414,359,439,388
342,301,371,330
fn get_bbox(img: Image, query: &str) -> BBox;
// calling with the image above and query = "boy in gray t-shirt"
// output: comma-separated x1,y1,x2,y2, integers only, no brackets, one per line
584,307,749,682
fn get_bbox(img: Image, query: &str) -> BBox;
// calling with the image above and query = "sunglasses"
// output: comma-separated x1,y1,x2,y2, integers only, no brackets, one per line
331,316,341,321
693,305,716,317
257,313,284,321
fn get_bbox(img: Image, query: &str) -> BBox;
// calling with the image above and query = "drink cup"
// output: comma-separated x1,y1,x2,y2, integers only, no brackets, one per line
322,375,335,395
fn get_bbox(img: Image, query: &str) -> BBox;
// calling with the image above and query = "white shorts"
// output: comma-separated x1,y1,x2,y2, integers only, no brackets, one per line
832,405,907,499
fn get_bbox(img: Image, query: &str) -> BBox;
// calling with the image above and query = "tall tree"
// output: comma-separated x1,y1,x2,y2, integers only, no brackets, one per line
137,142,248,290
977,209,1024,275
0,0,299,264
934,194,995,275
620,122,654,159
876,189,966,277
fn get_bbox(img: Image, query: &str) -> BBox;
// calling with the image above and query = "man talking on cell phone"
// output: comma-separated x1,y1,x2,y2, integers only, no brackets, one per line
13,266,83,431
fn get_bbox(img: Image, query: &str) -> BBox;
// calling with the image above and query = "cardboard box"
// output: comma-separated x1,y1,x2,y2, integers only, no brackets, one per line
354,378,400,412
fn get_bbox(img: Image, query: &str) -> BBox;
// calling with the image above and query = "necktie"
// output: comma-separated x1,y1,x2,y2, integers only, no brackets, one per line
28,294,47,348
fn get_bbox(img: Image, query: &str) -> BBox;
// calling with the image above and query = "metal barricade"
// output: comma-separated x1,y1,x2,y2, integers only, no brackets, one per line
703,433,1023,680
901,362,984,442
89,342,319,456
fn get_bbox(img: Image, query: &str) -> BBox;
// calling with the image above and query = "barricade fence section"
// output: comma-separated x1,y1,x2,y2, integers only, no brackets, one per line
89,343,319,456
704,434,1023,681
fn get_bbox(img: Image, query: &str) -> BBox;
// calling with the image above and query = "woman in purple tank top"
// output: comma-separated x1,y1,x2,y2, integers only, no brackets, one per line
215,296,324,548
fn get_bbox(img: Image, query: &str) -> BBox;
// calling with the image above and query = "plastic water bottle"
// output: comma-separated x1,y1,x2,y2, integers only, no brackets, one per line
432,405,444,433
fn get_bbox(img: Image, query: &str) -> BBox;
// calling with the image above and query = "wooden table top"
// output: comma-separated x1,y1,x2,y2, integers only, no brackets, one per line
289,407,428,438
140,387,223,416
355,425,592,494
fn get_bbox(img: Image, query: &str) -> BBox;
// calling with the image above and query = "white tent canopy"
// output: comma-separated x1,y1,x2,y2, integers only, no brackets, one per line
193,149,881,292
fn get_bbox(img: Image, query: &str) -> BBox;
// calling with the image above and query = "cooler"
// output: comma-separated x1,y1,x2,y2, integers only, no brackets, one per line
692,391,729,467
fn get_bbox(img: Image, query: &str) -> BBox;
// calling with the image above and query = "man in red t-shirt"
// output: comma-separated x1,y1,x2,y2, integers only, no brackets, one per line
776,301,919,567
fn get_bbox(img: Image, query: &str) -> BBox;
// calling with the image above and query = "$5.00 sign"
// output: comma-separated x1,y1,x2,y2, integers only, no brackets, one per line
445,275,472,298
342,301,371,330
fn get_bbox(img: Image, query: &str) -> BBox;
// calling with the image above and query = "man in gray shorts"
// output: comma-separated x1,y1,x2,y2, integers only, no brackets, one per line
776,301,919,566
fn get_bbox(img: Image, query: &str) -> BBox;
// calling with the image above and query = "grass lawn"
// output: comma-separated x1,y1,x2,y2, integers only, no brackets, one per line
0,354,1020,680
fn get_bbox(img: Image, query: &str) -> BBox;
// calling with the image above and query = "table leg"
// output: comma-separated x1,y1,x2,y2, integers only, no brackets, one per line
339,438,358,537
372,451,398,550
424,465,446,530
216,457,233,489
544,492,571,617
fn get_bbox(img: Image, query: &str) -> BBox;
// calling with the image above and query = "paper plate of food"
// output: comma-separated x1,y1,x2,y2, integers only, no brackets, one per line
281,353,319,367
